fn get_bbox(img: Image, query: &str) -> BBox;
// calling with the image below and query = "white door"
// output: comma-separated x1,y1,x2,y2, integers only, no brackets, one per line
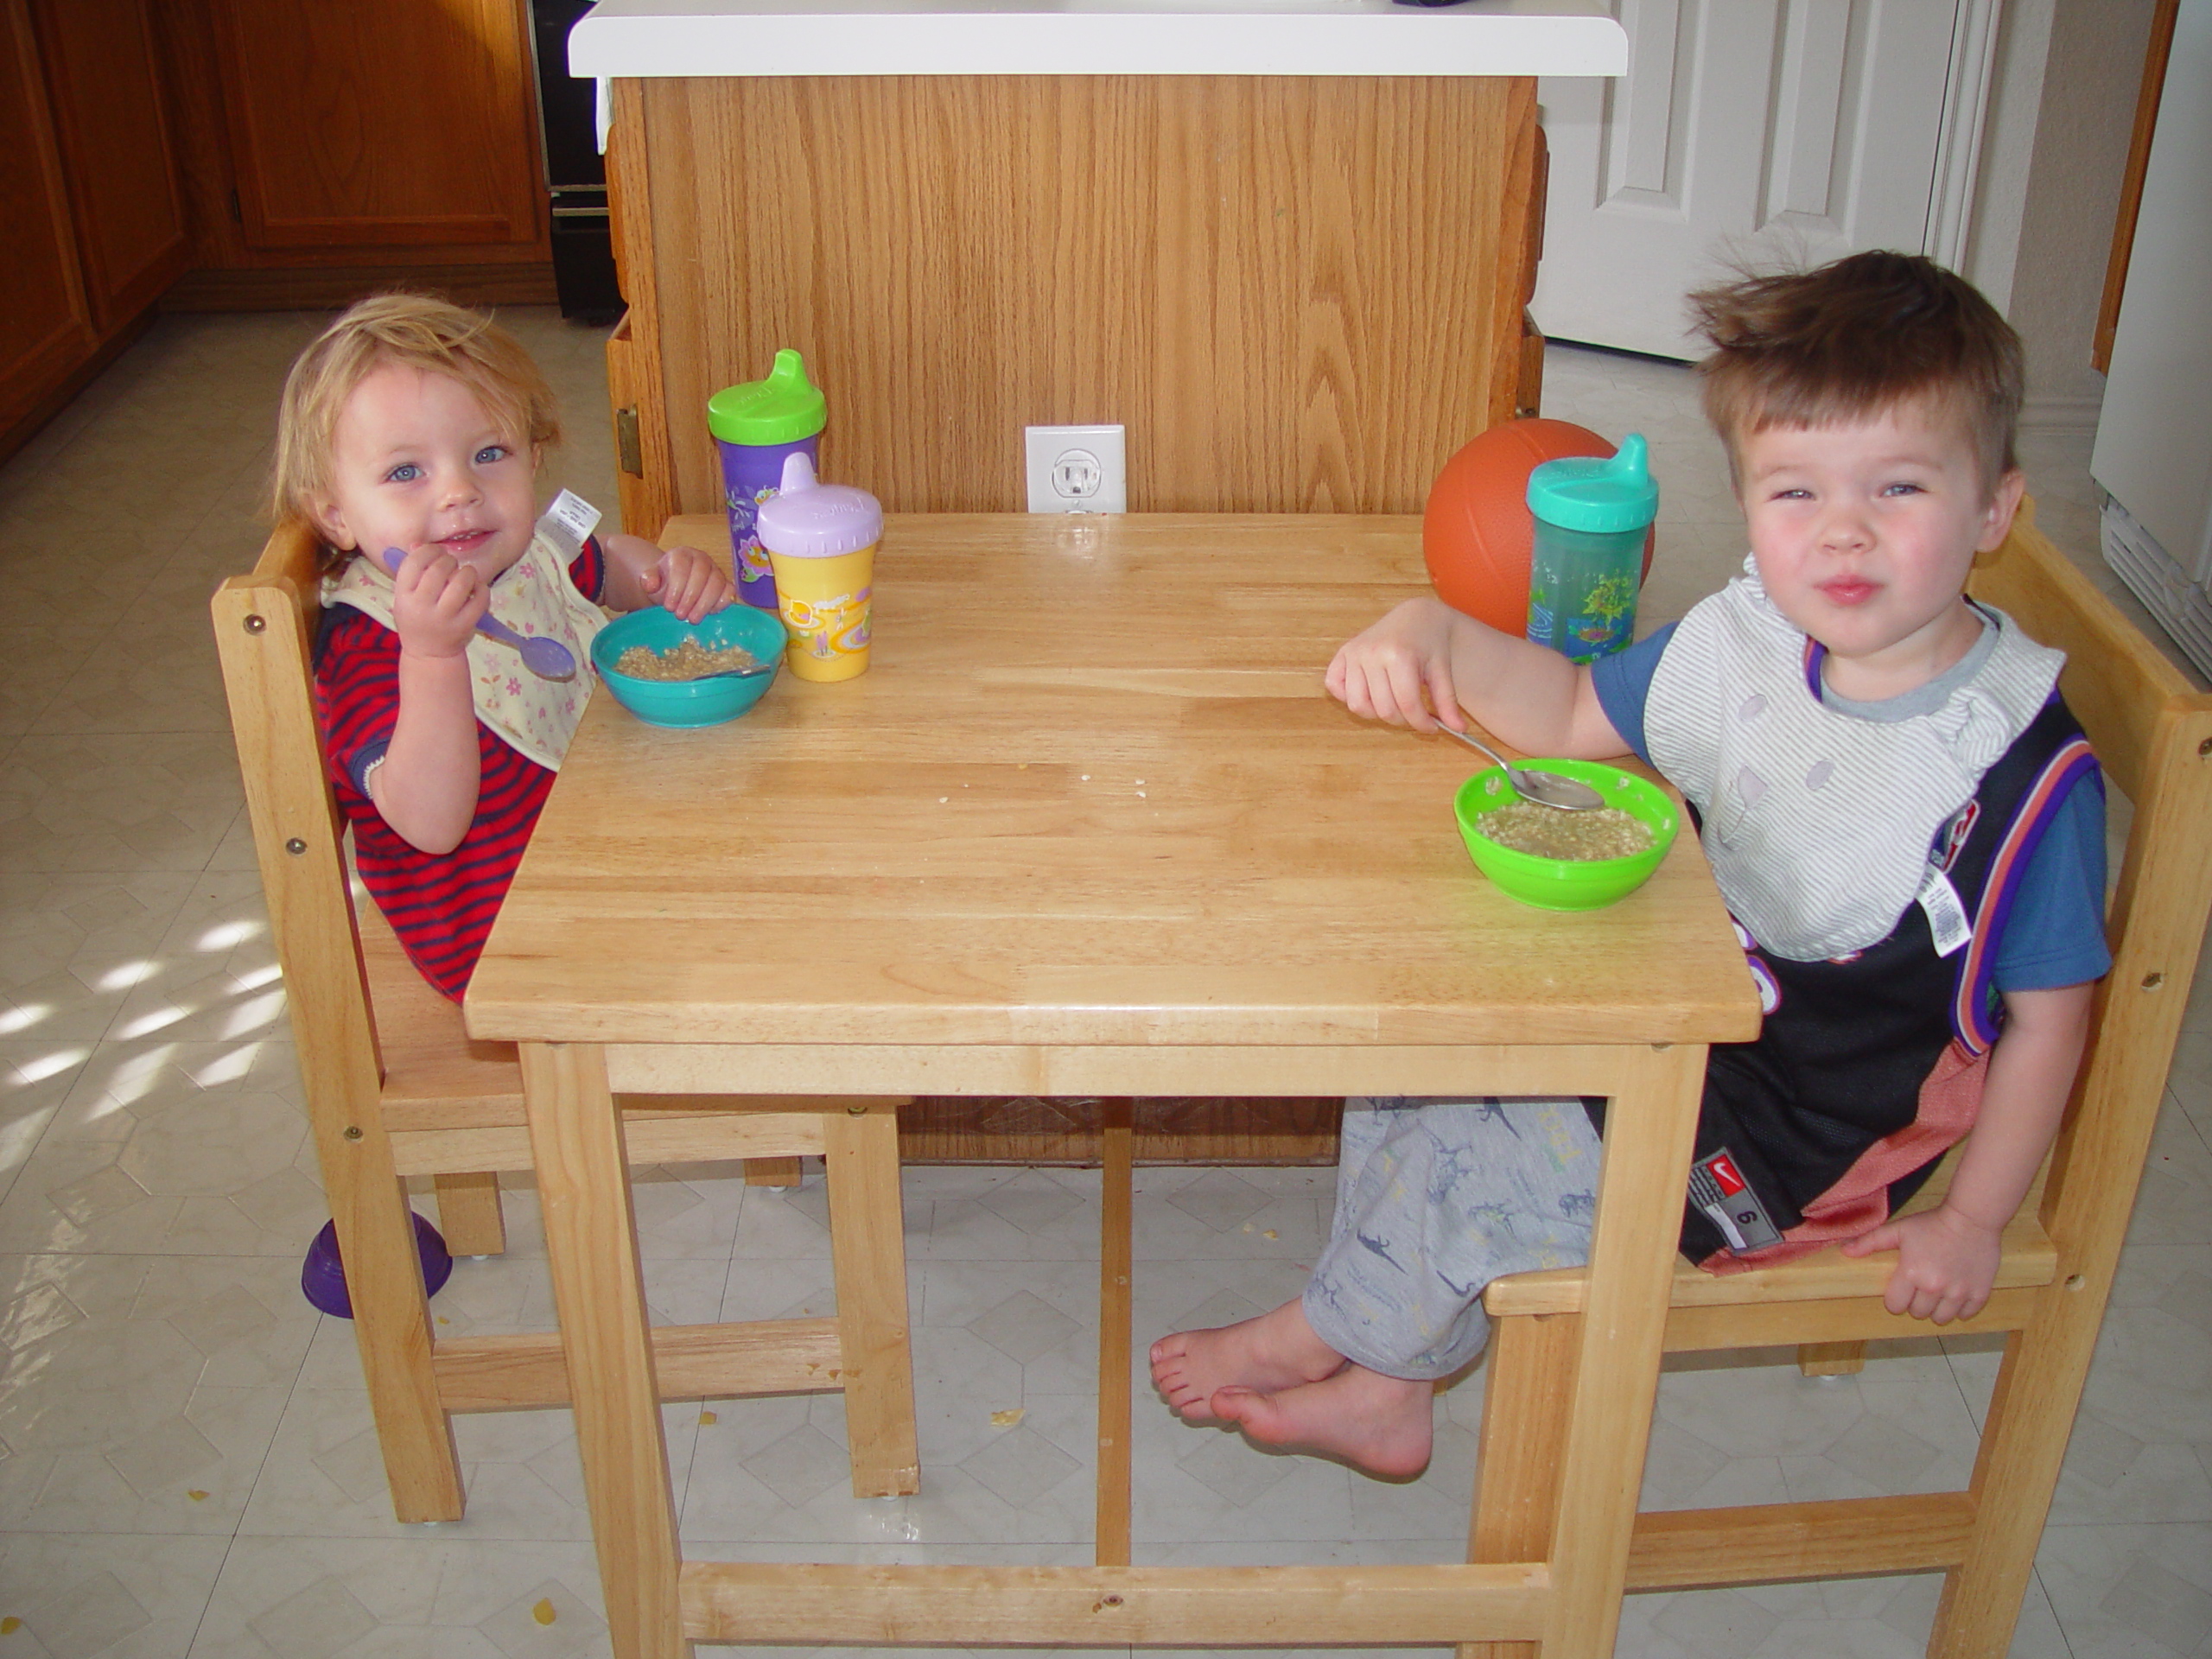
1534,0,1991,360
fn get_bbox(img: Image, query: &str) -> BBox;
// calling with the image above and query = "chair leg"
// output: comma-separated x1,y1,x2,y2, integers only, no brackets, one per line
1461,1310,1580,1659
745,1156,804,1187
434,1172,507,1256
823,1103,920,1497
1929,1319,2085,1657
1797,1340,1866,1377
325,1141,466,1522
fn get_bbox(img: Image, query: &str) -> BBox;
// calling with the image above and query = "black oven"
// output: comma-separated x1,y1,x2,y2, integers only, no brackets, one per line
528,0,623,322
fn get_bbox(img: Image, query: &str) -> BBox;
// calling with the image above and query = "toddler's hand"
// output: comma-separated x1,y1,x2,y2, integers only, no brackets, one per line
642,544,736,624
1840,1204,2002,1325
390,546,487,660
1325,598,1464,733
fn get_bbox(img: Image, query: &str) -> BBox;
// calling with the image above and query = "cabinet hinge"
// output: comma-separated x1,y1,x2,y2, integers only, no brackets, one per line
229,188,243,225
615,407,643,478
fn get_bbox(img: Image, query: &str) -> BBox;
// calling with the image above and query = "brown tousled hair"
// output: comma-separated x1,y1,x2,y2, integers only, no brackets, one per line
1687,251,2024,498
270,293,560,569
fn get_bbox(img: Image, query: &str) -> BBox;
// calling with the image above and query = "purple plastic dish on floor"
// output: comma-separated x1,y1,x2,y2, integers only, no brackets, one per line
301,1212,453,1319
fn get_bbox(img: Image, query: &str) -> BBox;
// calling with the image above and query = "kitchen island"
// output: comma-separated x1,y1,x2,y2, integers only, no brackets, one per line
573,0,1624,529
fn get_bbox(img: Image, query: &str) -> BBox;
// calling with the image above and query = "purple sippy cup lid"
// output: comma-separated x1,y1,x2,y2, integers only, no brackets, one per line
755,453,881,560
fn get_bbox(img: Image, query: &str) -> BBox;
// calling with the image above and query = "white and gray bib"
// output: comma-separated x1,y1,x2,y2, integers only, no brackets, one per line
1644,562,2063,961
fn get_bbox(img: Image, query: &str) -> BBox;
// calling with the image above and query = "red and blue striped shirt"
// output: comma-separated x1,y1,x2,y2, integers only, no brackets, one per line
313,541,606,1001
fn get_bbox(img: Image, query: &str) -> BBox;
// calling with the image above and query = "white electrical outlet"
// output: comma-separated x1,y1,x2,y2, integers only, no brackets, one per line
1026,424,1127,513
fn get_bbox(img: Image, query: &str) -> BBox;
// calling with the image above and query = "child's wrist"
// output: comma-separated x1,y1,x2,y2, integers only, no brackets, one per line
398,640,473,666
1934,1198,2007,1237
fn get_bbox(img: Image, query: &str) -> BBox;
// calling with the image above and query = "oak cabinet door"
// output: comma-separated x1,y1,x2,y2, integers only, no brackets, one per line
207,0,545,251
29,0,190,334
0,0,95,436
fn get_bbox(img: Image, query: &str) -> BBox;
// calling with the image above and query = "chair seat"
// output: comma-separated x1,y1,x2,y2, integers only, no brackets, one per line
357,901,530,1128
1484,1209,2058,1318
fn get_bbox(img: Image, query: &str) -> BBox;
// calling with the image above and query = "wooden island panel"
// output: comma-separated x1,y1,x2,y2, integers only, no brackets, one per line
609,75,1542,527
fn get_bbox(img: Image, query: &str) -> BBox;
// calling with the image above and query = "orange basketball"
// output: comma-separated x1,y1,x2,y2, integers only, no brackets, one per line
1424,418,1656,633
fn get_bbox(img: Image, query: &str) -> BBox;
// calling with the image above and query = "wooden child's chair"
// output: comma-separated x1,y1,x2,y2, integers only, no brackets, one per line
1469,503,2212,1657
213,520,921,1523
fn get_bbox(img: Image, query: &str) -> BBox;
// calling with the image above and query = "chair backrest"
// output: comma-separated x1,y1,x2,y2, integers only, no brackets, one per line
211,521,390,1132
1967,501,2212,1276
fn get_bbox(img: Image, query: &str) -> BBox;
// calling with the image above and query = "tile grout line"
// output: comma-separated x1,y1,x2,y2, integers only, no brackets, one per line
181,1301,327,1658
672,1172,747,1537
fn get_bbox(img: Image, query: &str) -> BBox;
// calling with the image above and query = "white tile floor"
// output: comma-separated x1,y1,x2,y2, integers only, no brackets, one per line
0,315,2207,1658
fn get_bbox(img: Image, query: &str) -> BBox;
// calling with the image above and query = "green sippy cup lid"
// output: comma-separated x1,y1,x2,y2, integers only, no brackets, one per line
707,349,827,446
1525,433,1659,534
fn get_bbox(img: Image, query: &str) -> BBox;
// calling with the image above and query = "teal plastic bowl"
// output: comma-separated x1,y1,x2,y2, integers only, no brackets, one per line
1453,760,1679,911
591,604,785,728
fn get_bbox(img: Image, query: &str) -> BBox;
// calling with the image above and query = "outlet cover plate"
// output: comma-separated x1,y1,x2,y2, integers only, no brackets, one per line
1026,424,1127,513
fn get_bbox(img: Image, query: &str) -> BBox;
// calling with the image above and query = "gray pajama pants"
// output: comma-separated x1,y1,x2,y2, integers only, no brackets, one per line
1301,1096,1605,1380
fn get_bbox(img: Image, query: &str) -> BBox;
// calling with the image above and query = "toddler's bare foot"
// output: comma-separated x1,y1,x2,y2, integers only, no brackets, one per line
1150,1298,1346,1423
1212,1364,1435,1479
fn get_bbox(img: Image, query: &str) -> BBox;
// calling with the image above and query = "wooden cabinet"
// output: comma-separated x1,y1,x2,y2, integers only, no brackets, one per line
159,0,554,308
206,0,543,254
28,0,189,333
1,0,184,458
3,0,556,461
0,0,92,440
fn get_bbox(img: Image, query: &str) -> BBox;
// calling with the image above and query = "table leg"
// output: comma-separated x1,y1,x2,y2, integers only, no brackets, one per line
1540,1043,1707,1659
824,1103,921,1497
519,1041,688,1659
1096,1098,1135,1567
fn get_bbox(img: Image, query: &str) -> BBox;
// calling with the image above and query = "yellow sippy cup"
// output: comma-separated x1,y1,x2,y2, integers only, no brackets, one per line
754,453,880,682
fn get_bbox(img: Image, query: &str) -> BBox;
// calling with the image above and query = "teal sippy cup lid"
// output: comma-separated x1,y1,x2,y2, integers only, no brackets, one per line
707,349,828,446
1526,433,1659,534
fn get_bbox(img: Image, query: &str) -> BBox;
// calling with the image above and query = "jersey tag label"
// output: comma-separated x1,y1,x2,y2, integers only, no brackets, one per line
537,490,603,562
1917,863,1974,958
1688,1148,1783,1253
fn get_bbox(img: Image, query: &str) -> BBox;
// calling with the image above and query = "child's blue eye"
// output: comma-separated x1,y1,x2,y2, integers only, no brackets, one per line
1883,481,1925,497
475,444,510,466
386,462,423,483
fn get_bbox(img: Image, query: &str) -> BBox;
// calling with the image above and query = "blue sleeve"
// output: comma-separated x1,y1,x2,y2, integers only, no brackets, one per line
1587,622,1676,765
1991,772,2111,991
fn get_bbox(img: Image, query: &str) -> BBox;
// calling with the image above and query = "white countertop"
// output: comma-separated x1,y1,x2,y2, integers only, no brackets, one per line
569,0,1625,79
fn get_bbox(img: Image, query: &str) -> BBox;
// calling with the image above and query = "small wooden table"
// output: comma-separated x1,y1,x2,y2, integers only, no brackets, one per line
466,513,1760,1659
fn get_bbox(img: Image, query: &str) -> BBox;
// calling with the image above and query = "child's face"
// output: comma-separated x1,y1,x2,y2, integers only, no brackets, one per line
314,365,540,582
1734,401,2024,688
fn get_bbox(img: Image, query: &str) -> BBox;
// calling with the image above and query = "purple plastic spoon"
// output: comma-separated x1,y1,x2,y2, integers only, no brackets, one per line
378,548,576,680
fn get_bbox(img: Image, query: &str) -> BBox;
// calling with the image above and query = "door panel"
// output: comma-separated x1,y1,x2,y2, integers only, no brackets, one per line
207,0,544,251
30,0,188,332
1535,0,1959,359
0,0,95,435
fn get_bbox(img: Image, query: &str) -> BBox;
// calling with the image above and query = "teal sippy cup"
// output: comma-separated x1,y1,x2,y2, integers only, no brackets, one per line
1524,433,1659,663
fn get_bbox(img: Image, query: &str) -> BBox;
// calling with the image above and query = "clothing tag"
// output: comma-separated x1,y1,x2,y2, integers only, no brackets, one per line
537,490,602,563
1916,863,1974,958
1688,1148,1783,1253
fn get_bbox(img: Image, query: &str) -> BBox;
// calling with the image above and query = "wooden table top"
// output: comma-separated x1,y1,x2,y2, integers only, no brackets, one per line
465,514,1760,1052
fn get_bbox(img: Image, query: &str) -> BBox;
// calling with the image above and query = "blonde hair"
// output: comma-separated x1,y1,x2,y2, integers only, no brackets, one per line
1687,251,2024,498
270,294,561,564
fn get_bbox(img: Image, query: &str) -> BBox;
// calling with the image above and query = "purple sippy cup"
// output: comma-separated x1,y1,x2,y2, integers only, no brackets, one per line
707,350,826,613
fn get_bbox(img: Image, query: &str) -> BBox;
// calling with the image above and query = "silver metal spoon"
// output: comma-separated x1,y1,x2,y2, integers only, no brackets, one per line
378,548,578,681
1436,725,1605,811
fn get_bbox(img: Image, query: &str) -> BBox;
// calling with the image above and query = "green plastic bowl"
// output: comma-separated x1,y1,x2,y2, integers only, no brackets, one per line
1453,760,1679,911
591,604,786,728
